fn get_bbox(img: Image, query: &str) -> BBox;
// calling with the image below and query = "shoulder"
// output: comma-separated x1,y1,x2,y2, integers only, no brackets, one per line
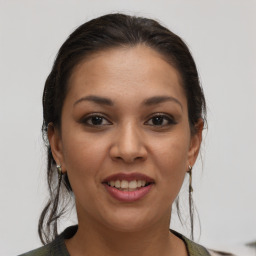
183,237,211,256
18,243,52,256
18,236,67,256
171,229,211,256
18,226,76,256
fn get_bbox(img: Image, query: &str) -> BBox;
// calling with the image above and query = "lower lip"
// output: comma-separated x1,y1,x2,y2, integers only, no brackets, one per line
103,184,153,202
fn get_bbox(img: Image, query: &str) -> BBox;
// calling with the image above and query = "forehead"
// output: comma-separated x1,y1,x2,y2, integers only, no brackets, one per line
67,45,186,107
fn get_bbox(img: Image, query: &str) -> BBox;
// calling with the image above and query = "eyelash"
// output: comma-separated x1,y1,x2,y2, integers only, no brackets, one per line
81,114,112,126
145,113,177,127
81,113,177,127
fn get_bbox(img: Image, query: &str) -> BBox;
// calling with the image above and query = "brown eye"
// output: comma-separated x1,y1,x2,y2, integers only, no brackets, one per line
146,114,176,126
82,115,112,126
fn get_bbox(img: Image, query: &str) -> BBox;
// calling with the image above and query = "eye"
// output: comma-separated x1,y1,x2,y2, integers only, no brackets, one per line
82,114,112,126
145,114,177,126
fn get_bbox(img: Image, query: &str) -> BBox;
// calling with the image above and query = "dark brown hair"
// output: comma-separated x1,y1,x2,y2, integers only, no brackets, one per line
39,13,207,244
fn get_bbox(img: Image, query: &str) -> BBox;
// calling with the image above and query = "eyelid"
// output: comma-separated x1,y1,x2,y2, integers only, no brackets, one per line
144,113,177,126
79,112,177,127
80,113,112,126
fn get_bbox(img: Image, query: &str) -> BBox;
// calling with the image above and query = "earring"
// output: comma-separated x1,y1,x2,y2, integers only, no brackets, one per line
56,164,63,181
188,165,193,193
188,165,194,240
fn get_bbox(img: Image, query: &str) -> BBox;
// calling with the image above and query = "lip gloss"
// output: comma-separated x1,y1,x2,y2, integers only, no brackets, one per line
104,183,153,202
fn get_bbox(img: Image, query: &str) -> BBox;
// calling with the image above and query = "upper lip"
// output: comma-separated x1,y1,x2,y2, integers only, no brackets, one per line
102,172,155,183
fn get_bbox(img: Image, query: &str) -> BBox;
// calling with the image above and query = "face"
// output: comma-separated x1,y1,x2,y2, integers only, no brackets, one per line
49,45,202,232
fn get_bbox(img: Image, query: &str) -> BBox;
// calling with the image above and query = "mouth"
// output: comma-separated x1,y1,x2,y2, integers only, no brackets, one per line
102,173,155,202
103,180,153,191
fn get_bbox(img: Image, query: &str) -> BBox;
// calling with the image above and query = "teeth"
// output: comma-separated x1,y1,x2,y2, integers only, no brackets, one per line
121,180,128,189
107,180,149,190
114,180,121,188
129,180,137,189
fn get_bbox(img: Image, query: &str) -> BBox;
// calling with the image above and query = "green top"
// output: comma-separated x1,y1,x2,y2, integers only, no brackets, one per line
19,226,210,256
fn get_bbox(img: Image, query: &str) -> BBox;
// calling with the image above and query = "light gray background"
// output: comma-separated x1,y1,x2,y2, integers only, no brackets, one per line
1,1,256,255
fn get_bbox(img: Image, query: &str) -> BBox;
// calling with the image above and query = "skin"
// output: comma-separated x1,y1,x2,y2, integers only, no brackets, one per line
48,45,203,256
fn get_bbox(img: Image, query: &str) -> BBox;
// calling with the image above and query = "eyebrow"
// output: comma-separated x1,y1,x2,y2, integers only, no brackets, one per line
143,96,183,110
74,95,114,106
73,95,183,110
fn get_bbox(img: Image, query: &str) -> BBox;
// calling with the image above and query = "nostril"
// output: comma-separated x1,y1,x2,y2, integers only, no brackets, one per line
109,140,147,163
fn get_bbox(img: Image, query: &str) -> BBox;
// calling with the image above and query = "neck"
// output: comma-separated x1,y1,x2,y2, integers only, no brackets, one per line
65,213,187,256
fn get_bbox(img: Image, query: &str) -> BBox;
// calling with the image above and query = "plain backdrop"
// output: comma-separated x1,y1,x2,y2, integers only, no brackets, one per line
1,1,256,255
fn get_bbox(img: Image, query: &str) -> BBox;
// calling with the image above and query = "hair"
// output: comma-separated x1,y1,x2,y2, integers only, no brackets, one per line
39,13,207,244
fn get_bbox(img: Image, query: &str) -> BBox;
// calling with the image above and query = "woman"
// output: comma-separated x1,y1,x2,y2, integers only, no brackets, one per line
20,13,210,256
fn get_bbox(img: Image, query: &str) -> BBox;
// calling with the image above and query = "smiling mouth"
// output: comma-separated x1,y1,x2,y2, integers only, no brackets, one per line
103,180,154,191
102,173,155,202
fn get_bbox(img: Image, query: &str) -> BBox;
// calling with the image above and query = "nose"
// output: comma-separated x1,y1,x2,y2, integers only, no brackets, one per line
109,122,147,163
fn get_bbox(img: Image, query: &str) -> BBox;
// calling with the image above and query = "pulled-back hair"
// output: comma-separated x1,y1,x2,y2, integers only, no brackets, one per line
39,13,207,244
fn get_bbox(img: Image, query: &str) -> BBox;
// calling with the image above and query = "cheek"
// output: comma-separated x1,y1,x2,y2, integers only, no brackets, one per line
62,127,105,167
153,132,189,168
151,134,189,196
61,130,108,192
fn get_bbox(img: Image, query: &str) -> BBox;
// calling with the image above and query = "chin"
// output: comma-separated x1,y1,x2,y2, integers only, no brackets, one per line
101,208,159,233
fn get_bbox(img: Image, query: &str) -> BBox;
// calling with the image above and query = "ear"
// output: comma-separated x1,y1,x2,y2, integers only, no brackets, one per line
187,119,204,168
47,123,67,172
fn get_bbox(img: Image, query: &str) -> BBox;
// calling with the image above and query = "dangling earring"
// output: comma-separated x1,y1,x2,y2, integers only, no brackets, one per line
56,164,63,182
188,165,194,240
188,165,193,193
49,164,63,236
